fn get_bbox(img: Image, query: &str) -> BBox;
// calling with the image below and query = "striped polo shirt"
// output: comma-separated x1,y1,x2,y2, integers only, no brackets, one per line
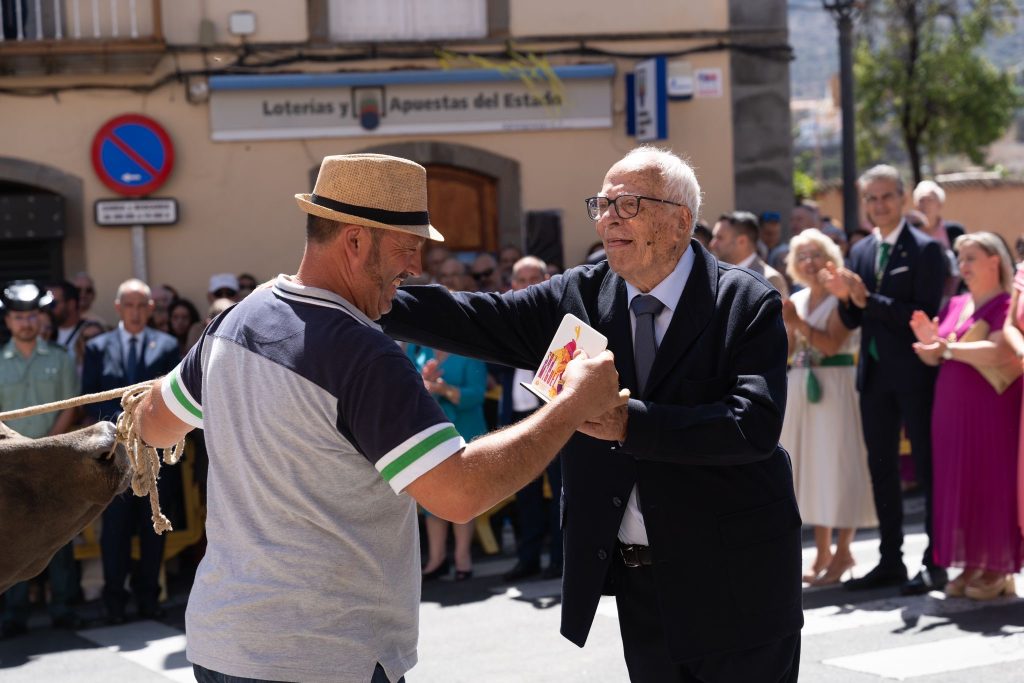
162,275,464,683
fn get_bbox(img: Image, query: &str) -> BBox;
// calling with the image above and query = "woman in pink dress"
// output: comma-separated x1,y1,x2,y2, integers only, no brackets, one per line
1004,257,1024,544
911,232,1023,600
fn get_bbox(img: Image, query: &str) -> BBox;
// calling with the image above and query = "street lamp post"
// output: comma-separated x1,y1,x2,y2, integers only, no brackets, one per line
823,0,860,234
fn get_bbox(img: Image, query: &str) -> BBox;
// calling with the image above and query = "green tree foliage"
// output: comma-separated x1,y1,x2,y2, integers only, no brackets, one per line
854,0,1020,185
794,168,819,201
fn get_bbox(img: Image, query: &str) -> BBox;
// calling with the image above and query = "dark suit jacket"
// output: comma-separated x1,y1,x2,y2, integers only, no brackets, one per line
383,242,803,661
82,327,180,422
837,221,945,393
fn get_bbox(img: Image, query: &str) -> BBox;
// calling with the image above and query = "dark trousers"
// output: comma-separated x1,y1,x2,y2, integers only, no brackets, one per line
512,407,563,568
859,389,936,569
514,456,563,568
193,662,404,682
101,489,167,616
614,560,800,683
2,542,78,625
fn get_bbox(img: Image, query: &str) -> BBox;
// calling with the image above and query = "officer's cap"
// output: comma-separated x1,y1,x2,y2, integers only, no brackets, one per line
0,280,54,313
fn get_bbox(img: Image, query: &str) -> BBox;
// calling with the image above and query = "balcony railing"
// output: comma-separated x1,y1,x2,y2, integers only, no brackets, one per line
0,0,164,71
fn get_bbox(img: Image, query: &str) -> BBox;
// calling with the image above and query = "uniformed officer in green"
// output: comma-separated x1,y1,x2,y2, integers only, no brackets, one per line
0,281,82,637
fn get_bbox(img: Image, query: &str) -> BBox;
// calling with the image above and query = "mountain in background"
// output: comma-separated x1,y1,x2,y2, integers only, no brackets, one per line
788,2,1024,101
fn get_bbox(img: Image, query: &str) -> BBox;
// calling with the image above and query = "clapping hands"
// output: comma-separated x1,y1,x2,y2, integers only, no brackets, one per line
420,358,446,394
818,263,868,307
910,309,945,365
909,310,940,344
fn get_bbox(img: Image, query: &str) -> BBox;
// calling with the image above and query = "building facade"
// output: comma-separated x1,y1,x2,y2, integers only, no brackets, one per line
0,0,791,317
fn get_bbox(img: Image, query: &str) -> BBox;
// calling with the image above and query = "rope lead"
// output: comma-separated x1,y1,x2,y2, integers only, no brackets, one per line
0,379,182,535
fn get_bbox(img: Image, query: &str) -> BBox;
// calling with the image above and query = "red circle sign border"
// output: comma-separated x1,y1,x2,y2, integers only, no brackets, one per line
91,113,175,197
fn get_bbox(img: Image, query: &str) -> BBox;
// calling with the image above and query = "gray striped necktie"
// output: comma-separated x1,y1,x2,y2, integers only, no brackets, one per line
631,294,665,397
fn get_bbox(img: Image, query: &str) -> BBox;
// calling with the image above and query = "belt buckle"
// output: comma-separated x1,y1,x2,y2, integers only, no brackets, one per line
620,545,641,568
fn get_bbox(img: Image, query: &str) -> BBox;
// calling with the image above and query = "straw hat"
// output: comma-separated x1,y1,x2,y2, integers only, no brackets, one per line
295,153,444,242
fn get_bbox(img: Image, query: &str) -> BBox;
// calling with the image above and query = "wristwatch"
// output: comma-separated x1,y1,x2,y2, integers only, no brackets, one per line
941,345,953,361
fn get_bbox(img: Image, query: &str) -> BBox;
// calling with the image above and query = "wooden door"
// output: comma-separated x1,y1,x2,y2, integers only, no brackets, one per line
425,164,498,253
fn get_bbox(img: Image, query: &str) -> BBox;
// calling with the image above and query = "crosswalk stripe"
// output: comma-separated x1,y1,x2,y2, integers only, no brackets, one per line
803,591,1021,636
77,620,192,682
824,629,1024,679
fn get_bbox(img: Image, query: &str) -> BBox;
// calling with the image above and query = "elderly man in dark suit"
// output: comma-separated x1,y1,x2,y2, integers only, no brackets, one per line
383,147,802,682
82,278,180,623
823,164,947,595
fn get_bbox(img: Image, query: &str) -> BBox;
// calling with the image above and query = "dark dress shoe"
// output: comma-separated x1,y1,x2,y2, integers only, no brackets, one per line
844,563,908,591
502,561,541,583
901,567,948,596
105,614,127,626
541,564,563,579
137,606,166,620
1,621,27,639
454,569,473,582
421,559,450,581
51,614,83,630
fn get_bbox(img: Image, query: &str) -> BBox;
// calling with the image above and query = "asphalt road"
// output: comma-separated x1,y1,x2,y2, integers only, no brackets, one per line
3,498,1023,682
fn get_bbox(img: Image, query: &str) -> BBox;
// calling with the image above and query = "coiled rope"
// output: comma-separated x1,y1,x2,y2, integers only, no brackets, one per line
0,380,183,534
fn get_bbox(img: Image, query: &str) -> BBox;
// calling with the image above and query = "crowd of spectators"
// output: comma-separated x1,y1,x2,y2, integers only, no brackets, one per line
725,167,1024,601
0,271,253,635
3,165,1024,636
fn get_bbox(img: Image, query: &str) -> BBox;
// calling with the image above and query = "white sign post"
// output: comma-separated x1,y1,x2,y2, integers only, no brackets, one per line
95,199,179,283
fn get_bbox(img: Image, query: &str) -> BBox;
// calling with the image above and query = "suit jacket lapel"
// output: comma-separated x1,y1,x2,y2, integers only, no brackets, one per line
645,243,717,397
595,271,637,395
867,235,881,292
878,222,913,292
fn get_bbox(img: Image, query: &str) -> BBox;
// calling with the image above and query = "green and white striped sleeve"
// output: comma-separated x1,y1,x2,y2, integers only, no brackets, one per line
161,364,203,429
376,422,465,493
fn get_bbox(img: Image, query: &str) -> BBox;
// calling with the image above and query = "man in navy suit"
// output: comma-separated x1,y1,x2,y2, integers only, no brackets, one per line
383,148,802,682
82,278,180,622
823,165,947,595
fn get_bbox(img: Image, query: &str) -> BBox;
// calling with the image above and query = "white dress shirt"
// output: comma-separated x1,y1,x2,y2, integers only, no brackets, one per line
511,367,541,412
873,220,904,272
618,244,696,545
737,252,758,270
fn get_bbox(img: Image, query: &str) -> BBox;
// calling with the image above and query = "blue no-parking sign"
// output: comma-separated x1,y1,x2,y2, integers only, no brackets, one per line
91,114,175,197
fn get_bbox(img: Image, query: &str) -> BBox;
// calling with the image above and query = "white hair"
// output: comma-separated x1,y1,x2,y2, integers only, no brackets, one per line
858,164,904,195
786,228,845,287
513,255,547,274
620,146,702,231
115,278,151,302
913,180,946,205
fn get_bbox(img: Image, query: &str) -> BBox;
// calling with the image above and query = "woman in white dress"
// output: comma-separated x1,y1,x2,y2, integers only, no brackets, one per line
780,229,877,586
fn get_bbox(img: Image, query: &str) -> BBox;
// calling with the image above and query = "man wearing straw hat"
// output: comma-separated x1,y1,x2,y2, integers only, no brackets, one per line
131,153,627,683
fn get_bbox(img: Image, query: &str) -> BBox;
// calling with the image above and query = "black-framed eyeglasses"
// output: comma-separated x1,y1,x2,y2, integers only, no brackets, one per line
471,268,494,281
212,288,237,299
585,194,683,221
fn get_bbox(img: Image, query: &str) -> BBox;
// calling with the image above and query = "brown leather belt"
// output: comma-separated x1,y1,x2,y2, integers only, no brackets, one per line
618,543,654,567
